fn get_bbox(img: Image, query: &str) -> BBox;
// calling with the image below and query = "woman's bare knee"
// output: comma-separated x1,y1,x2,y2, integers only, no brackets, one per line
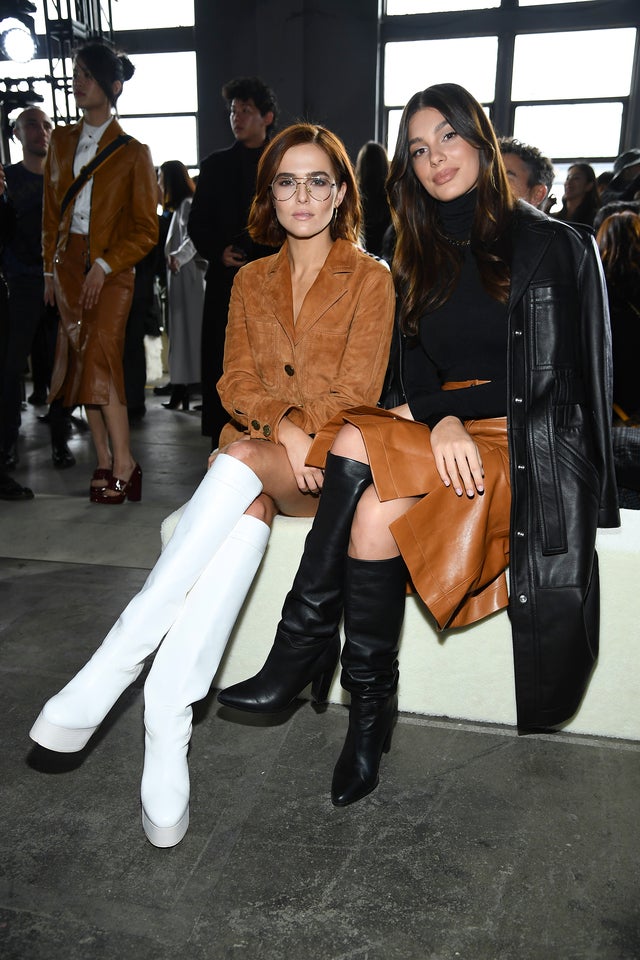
245,493,277,526
330,423,368,462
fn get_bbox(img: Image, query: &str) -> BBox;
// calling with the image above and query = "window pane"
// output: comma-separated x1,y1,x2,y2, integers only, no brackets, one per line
512,29,636,100
386,0,498,12
514,103,623,159
387,109,403,158
385,37,497,106
111,0,194,29
118,115,198,168
33,0,194,32
519,0,595,5
124,53,198,114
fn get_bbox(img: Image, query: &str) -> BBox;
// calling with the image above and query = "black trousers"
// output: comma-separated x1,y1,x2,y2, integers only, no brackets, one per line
0,275,57,450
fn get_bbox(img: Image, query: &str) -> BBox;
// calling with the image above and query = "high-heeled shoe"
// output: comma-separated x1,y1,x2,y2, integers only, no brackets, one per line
89,467,113,503
153,382,173,396
94,463,142,504
162,385,189,411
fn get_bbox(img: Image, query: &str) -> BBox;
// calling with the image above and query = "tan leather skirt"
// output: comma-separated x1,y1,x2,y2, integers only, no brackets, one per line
49,234,135,407
308,404,511,630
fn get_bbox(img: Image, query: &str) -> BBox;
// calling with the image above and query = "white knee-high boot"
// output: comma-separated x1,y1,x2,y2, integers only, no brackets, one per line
140,513,270,847
29,455,262,753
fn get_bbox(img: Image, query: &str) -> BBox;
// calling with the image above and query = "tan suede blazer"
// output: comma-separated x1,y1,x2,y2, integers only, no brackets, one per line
217,239,395,447
42,118,158,275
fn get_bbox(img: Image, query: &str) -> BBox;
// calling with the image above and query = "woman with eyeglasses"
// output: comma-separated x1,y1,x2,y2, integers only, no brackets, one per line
30,123,395,847
219,83,619,806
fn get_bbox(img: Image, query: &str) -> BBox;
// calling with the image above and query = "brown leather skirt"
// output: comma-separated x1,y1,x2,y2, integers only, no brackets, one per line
308,405,511,630
49,234,135,407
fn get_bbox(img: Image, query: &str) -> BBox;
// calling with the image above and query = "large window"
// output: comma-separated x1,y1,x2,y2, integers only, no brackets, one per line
380,0,640,211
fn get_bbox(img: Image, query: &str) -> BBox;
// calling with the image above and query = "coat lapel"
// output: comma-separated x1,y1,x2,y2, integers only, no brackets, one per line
261,238,355,345
292,239,354,342
509,204,555,310
262,244,296,345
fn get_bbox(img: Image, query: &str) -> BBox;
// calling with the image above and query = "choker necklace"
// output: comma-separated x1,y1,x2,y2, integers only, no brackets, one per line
441,233,471,248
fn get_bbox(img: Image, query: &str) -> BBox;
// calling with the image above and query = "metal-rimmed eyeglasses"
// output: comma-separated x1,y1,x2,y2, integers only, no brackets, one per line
270,175,336,202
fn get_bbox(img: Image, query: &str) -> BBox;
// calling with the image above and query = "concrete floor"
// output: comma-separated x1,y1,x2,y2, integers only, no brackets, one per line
1,390,639,960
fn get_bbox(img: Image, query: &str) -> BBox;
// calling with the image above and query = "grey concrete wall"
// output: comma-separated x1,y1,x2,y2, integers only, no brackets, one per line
193,0,378,164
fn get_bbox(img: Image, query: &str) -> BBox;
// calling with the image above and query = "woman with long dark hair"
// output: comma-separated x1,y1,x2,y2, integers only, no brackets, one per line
43,42,158,502
219,83,619,806
596,210,640,418
553,162,600,227
30,123,395,847
158,160,205,411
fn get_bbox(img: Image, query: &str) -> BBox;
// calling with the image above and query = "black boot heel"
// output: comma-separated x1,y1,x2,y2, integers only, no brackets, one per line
311,661,338,704
218,633,340,713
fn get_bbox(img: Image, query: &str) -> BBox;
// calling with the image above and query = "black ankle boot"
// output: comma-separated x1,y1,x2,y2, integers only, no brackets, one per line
217,454,373,713
162,385,189,410
331,555,407,807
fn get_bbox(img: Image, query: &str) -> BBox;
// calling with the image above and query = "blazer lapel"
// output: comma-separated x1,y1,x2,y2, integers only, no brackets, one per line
262,244,296,345
293,239,353,342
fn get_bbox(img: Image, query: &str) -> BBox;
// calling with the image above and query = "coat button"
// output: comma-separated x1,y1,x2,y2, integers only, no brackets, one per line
518,594,528,604
251,420,260,430
284,364,295,376
514,329,523,336
514,396,523,404
516,530,525,537
263,425,271,437
517,464,525,471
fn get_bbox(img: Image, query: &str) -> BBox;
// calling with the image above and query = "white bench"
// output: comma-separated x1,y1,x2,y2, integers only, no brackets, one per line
163,509,640,741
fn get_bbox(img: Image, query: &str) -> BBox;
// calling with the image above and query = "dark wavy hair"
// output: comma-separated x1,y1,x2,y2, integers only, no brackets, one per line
387,82,515,336
596,211,640,292
74,42,134,107
248,123,361,247
557,162,600,226
222,76,279,135
498,136,555,192
160,160,195,212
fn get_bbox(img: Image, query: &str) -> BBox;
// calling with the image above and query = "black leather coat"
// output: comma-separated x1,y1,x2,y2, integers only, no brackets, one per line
506,202,619,729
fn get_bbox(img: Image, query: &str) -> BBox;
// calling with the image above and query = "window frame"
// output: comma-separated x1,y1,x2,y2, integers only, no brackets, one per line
378,0,640,165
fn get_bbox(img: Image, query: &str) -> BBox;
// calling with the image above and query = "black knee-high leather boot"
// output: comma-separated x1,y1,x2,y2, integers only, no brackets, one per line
331,555,407,807
217,453,372,713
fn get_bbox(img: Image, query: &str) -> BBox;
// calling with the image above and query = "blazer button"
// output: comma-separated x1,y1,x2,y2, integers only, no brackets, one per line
284,364,295,376
251,420,260,430
518,594,528,604
263,425,271,437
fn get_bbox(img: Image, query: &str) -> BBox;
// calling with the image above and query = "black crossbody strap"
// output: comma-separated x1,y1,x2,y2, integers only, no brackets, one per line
60,133,133,218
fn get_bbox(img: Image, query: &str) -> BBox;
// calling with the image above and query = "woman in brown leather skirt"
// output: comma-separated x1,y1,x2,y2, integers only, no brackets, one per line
43,43,158,502
219,83,618,804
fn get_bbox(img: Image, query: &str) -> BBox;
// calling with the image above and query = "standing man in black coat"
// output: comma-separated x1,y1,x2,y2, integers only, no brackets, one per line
188,76,278,446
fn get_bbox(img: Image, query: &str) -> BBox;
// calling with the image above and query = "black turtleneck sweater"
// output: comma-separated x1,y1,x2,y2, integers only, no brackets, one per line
404,189,508,428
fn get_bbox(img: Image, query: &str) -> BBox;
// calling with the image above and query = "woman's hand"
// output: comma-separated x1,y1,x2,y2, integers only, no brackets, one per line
79,262,106,310
430,415,484,497
167,255,180,275
278,418,324,494
44,276,56,306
